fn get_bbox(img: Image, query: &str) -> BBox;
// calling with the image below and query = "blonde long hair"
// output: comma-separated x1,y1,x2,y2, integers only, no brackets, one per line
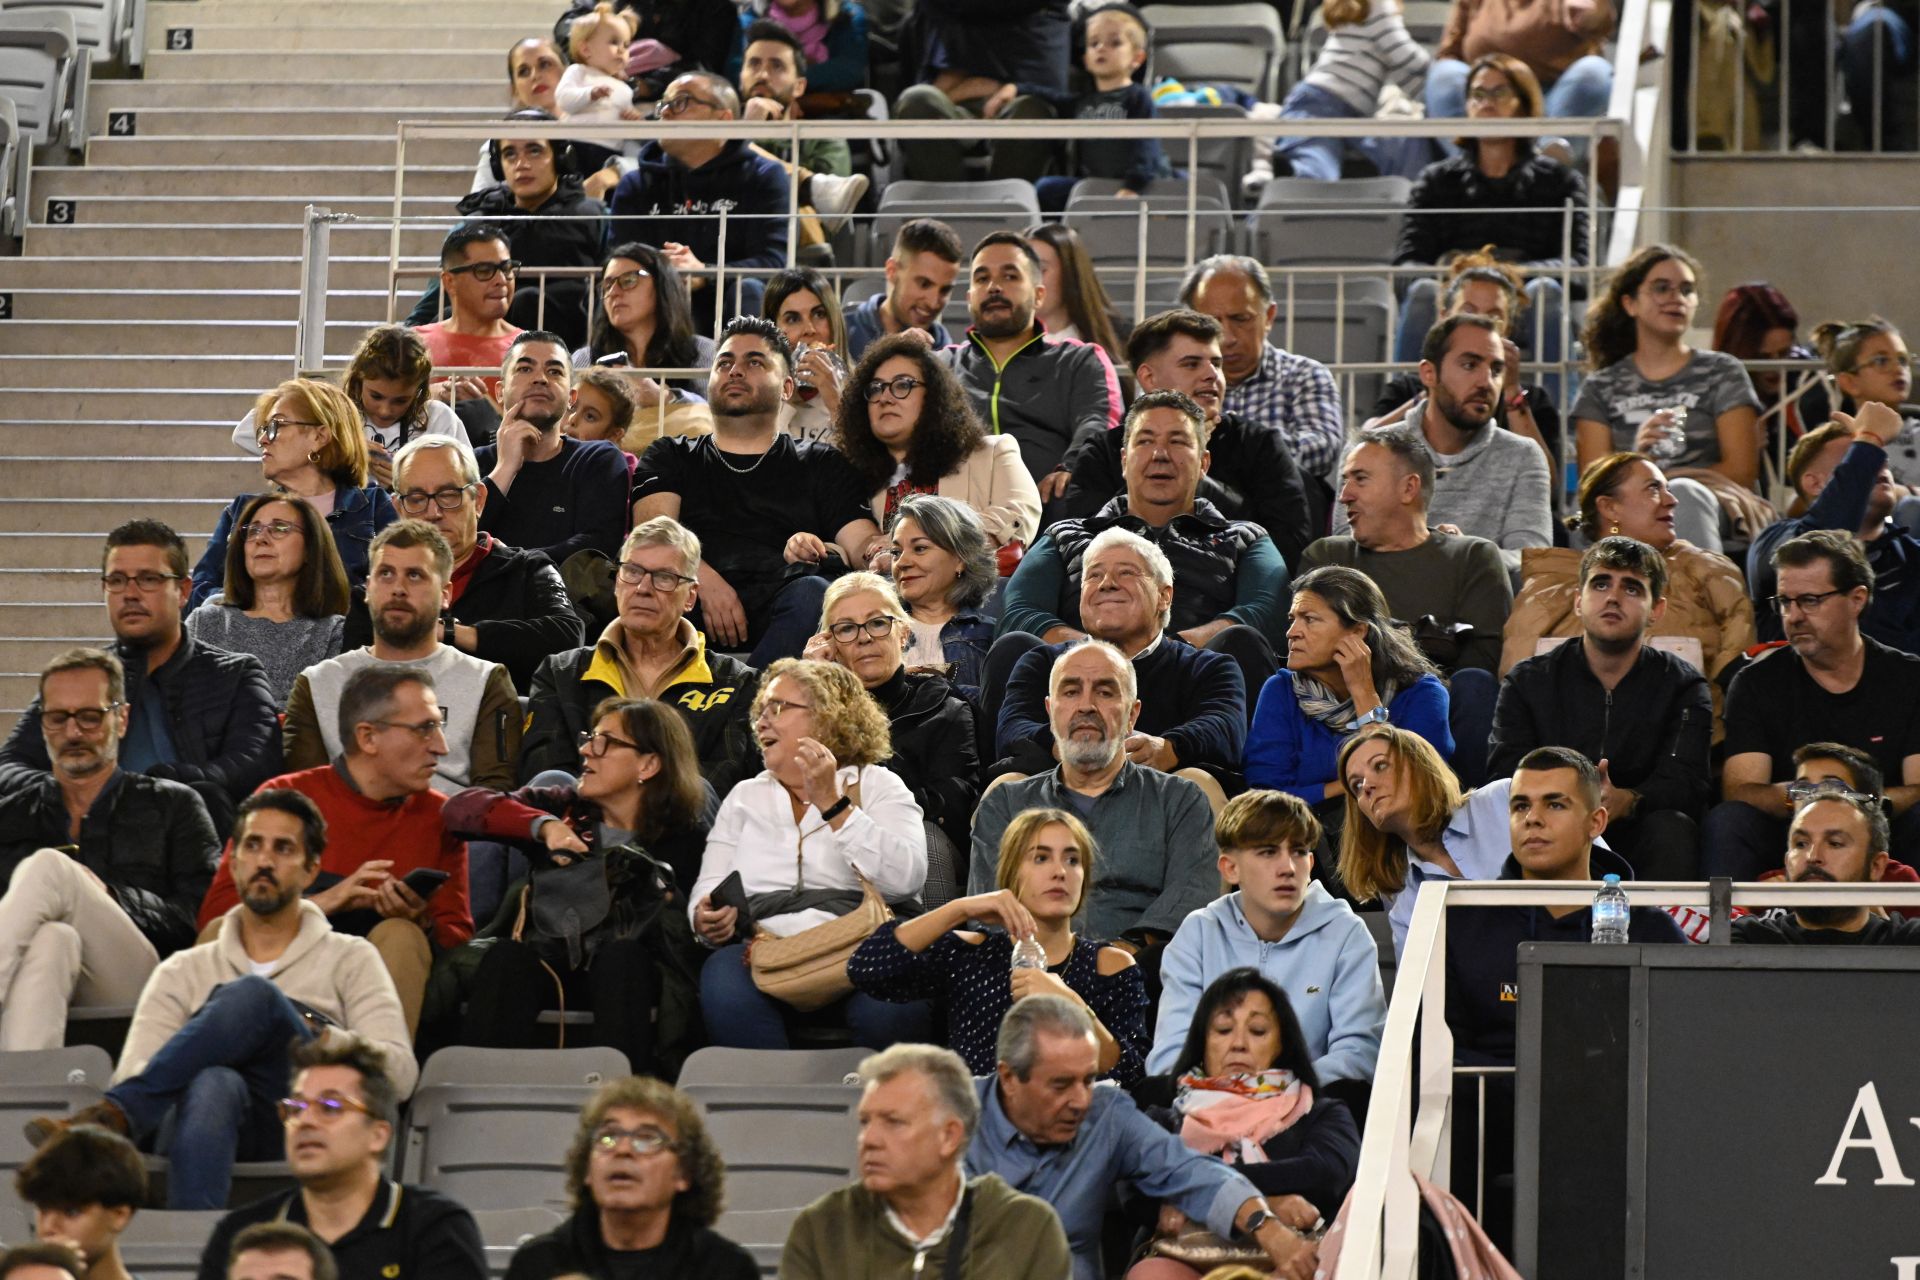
1335,724,1465,902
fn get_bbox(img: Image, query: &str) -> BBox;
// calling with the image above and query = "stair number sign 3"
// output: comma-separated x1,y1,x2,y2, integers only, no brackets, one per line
45,199,74,225
166,27,192,50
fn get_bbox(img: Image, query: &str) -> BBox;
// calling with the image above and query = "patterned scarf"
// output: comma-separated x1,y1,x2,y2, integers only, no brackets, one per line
1292,672,1399,734
1172,1069,1314,1165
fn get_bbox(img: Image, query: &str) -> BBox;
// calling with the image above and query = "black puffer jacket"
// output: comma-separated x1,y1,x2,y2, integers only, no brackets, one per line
1395,151,1590,269
870,667,981,839
455,173,608,270
0,634,281,834
0,771,219,956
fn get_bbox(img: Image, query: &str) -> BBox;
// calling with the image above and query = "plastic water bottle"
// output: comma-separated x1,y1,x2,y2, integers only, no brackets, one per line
1644,406,1689,462
1011,937,1049,972
1592,874,1630,945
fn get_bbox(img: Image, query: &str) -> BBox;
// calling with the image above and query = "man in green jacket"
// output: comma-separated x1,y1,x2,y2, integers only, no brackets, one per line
780,1044,1071,1280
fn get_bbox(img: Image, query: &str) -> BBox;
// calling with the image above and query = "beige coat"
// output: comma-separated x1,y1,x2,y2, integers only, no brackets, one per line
115,900,418,1097
867,433,1043,548
1501,542,1756,731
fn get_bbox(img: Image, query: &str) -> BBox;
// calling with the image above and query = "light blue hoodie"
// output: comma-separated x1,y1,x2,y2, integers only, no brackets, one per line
1147,884,1387,1082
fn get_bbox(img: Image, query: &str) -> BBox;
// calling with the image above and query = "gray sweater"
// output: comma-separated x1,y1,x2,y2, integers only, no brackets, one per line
1334,405,1552,573
1300,531,1514,672
184,598,344,704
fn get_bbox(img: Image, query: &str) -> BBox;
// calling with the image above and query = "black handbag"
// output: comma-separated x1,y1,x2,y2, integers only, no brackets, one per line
518,844,676,970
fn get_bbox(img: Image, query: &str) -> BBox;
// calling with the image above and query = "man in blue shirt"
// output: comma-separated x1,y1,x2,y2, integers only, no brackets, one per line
968,995,1315,1280
843,218,960,359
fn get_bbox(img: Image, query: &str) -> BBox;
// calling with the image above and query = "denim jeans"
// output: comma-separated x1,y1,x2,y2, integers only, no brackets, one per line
107,975,313,1209
1273,81,1437,181
699,942,932,1049
747,573,831,668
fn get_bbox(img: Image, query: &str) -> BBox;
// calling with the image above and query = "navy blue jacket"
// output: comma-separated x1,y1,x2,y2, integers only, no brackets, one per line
1444,847,1687,1066
609,140,789,281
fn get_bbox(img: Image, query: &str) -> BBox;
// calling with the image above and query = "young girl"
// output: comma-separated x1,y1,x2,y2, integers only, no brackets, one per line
1272,0,1432,181
555,4,645,123
1811,318,1920,487
229,325,469,488
762,267,850,445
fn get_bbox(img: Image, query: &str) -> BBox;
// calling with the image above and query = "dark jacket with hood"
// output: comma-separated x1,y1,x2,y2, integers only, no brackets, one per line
1396,149,1590,269
0,632,282,834
1487,639,1714,819
0,770,219,957
504,1204,756,1280
871,667,981,840
343,536,582,694
609,139,790,281
456,171,608,269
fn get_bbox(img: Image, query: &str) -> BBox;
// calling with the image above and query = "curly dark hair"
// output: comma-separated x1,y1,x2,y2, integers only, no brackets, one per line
833,332,987,489
563,1076,727,1226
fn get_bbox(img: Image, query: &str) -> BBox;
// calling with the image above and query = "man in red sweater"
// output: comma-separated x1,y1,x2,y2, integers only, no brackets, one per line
200,666,472,1038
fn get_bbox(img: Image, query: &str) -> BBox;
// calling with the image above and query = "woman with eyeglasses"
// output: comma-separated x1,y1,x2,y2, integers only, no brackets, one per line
763,267,852,445
832,332,1041,556
1811,318,1920,491
803,572,980,908
186,496,351,703
435,698,710,1076
687,658,932,1049
1573,246,1765,528
190,379,398,612
504,1075,757,1280
575,241,716,403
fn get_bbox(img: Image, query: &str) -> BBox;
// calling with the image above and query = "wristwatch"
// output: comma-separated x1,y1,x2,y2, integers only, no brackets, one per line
1241,1206,1275,1238
819,795,852,821
1353,706,1390,728
442,616,457,647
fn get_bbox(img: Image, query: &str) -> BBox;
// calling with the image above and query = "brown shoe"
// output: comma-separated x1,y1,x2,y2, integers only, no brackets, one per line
24,1100,129,1148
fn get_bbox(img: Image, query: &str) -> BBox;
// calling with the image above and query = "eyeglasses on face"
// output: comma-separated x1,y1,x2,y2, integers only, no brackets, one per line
756,697,812,721
241,519,302,543
655,93,721,117
396,484,477,515
1641,278,1698,300
102,571,184,593
578,729,643,757
1769,588,1846,614
615,562,696,591
278,1092,375,1124
863,375,926,402
590,1124,675,1155
256,416,321,445
827,616,899,643
43,704,121,732
1854,353,1915,374
603,269,652,294
1467,84,1515,103
446,259,521,282
371,716,448,739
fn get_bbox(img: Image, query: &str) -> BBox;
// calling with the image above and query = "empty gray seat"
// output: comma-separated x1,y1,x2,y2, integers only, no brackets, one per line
0,0,120,64
866,178,1039,267
0,10,84,152
0,1046,112,1191
1064,176,1238,266
0,93,17,236
679,1046,869,1088
1252,175,1412,265
716,1205,804,1246
472,1205,565,1248
1269,275,1394,413
685,1083,860,1212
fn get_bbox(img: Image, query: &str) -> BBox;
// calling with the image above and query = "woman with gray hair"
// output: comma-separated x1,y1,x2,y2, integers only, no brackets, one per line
1247,566,1453,837
888,494,1000,701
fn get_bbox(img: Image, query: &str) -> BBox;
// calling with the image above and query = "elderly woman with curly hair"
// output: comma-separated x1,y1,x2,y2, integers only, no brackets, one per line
503,1075,757,1280
688,658,932,1049
835,332,1042,552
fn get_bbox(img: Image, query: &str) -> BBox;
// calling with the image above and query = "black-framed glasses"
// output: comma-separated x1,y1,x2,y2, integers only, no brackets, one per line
863,375,926,402
43,704,121,732
615,562,696,591
372,716,447,739
656,93,722,117
256,416,321,445
278,1092,375,1124
396,484,478,515
590,1124,676,1155
446,259,521,282
603,269,651,294
102,571,184,593
1769,589,1846,614
241,519,302,543
579,729,643,758
827,616,899,643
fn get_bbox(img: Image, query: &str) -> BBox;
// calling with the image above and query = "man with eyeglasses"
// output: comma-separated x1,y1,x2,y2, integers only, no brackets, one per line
26,788,415,1211
523,516,758,789
342,435,582,694
195,1036,484,1280
413,223,526,439
207,664,474,1039
0,519,281,837
1749,400,1920,653
609,71,790,334
0,648,218,1051
1707,529,1920,881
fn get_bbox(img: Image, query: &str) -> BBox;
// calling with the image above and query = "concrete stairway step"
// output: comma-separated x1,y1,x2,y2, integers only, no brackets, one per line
144,50,501,82
0,499,232,535
0,355,292,390
0,389,262,420
0,570,123,605
0,256,431,292
23,222,447,259
5,288,391,323
87,135,479,168
168,24,540,52
57,195,456,227
0,639,124,670
0,603,110,638
90,80,505,114
147,0,558,26
0,532,211,572
2,458,261,500
86,107,502,140
0,674,49,709
1,422,243,458
32,165,472,199
0,319,374,358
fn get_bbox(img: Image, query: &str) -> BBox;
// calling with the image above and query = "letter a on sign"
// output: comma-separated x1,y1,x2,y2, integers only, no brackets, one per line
1815,1082,1915,1186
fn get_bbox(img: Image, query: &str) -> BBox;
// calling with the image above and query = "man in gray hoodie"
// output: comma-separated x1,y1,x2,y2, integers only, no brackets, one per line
1334,313,1551,576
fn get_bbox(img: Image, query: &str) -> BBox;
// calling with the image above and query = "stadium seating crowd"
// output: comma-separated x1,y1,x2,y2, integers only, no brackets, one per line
3,0,1918,1276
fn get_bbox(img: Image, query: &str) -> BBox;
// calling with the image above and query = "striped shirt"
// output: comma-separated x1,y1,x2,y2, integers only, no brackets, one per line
1304,6,1433,115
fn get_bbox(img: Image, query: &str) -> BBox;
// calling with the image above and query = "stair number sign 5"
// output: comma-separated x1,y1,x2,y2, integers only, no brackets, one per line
166,27,192,50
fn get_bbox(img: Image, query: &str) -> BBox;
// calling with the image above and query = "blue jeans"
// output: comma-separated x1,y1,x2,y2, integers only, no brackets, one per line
1842,4,1917,149
1273,82,1437,181
107,975,313,1209
747,573,831,668
699,942,932,1049
1425,54,1613,155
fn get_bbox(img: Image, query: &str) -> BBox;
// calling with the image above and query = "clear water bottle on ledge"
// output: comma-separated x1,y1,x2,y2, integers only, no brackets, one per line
1592,874,1630,944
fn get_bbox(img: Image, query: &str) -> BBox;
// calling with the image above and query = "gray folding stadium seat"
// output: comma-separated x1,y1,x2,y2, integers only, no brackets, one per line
0,1046,112,1195
1251,174,1412,265
1141,3,1289,102
0,9,85,153
865,177,1040,268
716,1205,805,1247
1063,176,1238,265
0,94,18,236
115,1209,228,1280
682,1082,860,1212
473,1206,565,1278
0,0,123,65
679,1046,869,1087
1363,908,1397,999
1269,274,1394,413
399,1046,630,1212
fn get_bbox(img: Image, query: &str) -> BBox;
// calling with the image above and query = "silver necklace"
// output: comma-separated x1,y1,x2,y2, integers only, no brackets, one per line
712,435,776,475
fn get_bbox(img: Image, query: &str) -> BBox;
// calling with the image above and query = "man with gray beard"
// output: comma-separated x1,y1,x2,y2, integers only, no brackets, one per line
967,641,1218,973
